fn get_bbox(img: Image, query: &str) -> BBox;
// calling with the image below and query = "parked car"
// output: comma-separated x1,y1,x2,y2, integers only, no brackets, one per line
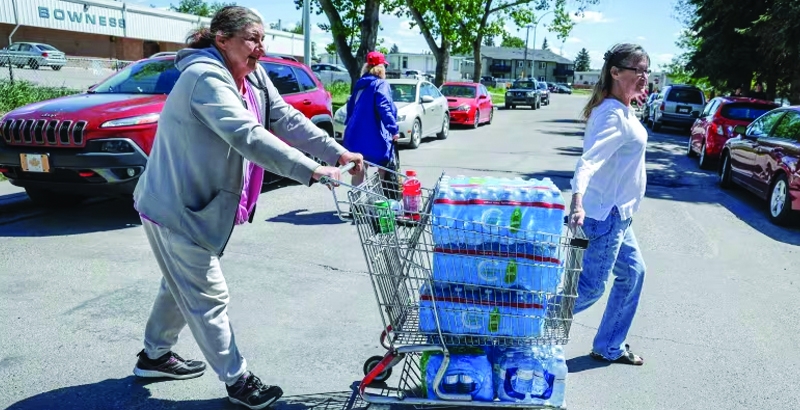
0,54,335,205
688,97,778,169
0,42,67,70
553,84,572,94
480,76,497,88
537,82,550,106
640,92,660,124
504,79,541,109
440,82,494,128
310,63,351,87
649,84,706,132
719,106,800,225
333,78,450,149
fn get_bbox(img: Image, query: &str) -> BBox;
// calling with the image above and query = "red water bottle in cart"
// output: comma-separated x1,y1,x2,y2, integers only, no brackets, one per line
402,170,422,221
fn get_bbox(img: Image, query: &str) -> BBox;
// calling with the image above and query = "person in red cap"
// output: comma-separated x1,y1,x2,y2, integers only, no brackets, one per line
343,51,401,193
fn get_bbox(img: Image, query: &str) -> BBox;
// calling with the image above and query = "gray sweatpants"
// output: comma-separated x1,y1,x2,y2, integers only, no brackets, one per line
141,219,246,385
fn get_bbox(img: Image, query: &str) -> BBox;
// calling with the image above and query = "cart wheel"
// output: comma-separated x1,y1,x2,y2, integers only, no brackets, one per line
363,355,392,382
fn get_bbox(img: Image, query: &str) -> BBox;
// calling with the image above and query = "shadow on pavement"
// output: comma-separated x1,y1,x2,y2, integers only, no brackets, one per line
0,197,141,237
555,146,583,157
5,376,363,410
521,130,800,245
266,209,347,226
565,355,611,373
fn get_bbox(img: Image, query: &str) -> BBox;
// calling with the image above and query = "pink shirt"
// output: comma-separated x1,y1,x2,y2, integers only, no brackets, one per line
235,81,265,225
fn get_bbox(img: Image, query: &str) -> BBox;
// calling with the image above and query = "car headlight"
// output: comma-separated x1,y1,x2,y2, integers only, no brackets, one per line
456,104,471,111
397,114,407,122
100,113,160,128
506,91,512,96
527,91,536,97
334,109,346,124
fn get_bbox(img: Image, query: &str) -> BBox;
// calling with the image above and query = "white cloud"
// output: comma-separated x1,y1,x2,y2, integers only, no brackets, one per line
588,50,605,69
396,20,419,37
566,37,582,43
652,53,674,65
571,11,611,24
636,36,646,41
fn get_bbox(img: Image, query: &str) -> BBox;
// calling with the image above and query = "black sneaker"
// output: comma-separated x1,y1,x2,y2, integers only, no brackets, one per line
226,371,283,409
133,349,206,380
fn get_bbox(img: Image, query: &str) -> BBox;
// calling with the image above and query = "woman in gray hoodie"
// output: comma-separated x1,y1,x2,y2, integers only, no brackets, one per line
131,6,363,409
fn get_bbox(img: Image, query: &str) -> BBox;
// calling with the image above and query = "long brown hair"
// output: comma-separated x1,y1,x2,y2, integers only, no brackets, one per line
186,6,262,49
581,43,649,121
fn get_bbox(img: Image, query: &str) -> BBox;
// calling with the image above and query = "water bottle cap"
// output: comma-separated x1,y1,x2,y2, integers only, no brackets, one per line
406,170,417,177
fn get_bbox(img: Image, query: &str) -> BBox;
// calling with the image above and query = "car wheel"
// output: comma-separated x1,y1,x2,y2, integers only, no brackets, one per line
687,136,697,157
652,120,662,132
487,108,493,125
768,174,793,225
719,152,733,189
437,115,449,139
511,105,516,109
698,141,712,170
52,66,62,71
28,59,39,69
25,187,86,207
473,109,480,129
408,118,421,148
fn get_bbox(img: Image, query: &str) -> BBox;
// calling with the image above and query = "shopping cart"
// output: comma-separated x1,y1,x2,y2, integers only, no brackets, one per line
322,161,589,409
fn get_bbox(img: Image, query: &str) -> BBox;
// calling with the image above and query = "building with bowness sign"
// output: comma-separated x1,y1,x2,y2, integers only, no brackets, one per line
0,0,304,62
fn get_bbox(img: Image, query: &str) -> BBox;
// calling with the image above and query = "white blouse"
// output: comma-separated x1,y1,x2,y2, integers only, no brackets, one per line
570,98,648,221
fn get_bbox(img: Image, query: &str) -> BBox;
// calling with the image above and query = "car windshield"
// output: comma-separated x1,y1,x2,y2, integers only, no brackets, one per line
667,88,704,104
721,103,776,121
537,83,548,90
390,83,416,103
91,59,179,94
440,85,476,98
513,81,536,90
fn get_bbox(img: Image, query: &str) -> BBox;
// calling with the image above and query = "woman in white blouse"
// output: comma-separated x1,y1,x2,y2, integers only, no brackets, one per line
569,43,650,366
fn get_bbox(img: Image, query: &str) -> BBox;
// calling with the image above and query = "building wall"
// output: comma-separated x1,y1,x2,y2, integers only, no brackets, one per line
0,0,304,60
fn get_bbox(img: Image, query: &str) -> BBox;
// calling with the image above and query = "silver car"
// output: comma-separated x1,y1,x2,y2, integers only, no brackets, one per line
310,63,351,87
333,78,450,149
649,84,706,132
0,42,67,70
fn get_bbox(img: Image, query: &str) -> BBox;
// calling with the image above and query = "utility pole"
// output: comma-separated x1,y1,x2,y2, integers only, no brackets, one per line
303,0,311,65
530,10,554,81
522,25,532,79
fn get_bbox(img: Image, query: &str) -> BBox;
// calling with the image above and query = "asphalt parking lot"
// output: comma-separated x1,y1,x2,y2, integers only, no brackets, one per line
1,93,798,410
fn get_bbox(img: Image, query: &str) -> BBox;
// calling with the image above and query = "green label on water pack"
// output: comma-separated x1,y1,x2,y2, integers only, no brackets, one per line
489,307,500,333
510,207,523,233
504,260,518,284
468,177,486,185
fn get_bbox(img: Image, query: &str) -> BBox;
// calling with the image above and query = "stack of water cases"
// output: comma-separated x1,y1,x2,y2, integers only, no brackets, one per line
418,175,570,406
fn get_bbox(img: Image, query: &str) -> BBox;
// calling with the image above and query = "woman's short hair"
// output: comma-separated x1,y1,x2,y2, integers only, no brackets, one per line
581,43,649,121
361,63,386,78
186,6,263,49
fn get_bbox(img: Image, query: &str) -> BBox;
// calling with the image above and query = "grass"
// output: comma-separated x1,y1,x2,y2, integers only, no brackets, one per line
572,88,592,95
0,80,81,114
326,82,350,113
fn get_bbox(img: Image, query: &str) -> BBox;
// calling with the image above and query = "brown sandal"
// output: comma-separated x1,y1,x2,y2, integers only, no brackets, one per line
590,344,644,365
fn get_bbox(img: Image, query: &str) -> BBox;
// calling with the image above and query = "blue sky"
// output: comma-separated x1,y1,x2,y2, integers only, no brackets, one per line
138,0,686,71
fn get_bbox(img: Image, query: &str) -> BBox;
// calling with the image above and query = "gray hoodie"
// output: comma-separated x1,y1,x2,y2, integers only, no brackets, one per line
133,47,346,256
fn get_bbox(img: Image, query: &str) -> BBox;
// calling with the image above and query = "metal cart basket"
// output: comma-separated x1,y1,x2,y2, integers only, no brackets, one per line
323,161,589,409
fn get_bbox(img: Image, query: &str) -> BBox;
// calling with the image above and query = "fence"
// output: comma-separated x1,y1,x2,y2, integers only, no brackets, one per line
0,57,134,92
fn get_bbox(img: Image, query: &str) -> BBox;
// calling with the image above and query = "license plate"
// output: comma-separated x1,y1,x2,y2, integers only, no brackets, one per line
677,106,691,114
20,153,50,173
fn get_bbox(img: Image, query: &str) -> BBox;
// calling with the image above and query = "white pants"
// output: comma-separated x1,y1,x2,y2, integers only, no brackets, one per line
141,219,246,385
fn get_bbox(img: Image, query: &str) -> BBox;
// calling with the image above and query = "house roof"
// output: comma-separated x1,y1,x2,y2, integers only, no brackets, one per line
481,46,573,64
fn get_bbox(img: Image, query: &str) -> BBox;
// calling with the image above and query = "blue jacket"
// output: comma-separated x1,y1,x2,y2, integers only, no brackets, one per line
343,74,398,165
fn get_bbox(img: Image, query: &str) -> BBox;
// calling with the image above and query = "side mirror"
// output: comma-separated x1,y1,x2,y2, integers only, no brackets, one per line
421,95,435,104
733,125,747,136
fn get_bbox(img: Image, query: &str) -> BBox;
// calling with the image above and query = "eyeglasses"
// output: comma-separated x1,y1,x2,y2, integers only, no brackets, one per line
617,66,651,77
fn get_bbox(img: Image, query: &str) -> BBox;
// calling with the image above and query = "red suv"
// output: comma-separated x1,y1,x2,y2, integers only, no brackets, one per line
0,54,334,205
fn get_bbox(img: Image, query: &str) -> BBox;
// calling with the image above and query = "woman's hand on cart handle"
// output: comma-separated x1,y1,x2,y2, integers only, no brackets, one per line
316,162,357,187
338,151,364,174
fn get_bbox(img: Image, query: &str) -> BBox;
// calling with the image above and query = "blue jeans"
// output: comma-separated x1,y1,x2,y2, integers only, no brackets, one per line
573,207,646,360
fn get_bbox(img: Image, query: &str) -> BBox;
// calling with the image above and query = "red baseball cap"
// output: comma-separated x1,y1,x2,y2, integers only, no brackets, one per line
366,51,388,67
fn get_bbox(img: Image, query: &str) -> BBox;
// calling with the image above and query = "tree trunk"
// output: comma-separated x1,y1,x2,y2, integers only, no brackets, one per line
472,39,483,84
433,39,450,87
318,0,381,92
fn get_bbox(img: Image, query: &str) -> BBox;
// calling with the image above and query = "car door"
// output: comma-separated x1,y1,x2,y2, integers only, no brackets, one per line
428,82,448,126
730,109,785,189
418,82,438,135
691,99,719,153
753,110,800,196
479,85,492,120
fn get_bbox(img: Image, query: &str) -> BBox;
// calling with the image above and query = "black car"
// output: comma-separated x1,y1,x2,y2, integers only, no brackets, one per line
504,79,542,110
537,82,550,106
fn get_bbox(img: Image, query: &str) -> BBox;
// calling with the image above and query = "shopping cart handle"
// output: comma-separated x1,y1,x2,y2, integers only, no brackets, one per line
319,162,356,186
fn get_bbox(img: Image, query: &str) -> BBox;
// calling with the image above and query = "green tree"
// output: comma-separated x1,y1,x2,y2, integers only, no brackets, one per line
483,35,496,47
574,47,590,71
390,43,400,53
541,37,550,50
169,0,235,17
294,0,399,89
501,35,526,48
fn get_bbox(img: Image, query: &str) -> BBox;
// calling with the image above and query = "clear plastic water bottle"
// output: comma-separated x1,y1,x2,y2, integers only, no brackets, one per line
481,187,503,245
546,346,568,407
442,374,459,394
464,188,484,249
512,352,534,395
432,186,451,245
458,374,475,394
